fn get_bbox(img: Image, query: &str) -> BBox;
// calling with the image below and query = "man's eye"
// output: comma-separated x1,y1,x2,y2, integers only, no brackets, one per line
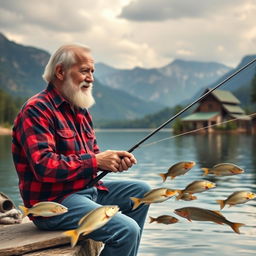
80,69,94,75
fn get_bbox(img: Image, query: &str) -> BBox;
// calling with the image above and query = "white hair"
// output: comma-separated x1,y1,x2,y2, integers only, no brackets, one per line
42,43,91,83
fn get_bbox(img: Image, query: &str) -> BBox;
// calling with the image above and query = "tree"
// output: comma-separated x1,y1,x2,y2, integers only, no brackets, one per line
0,88,25,126
251,74,256,103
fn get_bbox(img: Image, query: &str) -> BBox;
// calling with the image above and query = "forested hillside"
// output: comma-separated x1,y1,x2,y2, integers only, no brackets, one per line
0,89,25,126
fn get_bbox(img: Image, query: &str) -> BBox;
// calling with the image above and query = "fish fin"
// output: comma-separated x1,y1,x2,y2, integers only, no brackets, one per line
201,168,209,176
130,197,141,210
63,229,79,248
82,230,92,236
213,221,224,225
158,173,167,182
19,205,29,218
149,216,155,223
212,210,224,216
175,190,183,200
230,222,245,234
216,200,225,210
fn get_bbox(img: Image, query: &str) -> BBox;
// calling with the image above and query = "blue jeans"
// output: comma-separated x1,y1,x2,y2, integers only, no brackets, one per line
33,180,151,256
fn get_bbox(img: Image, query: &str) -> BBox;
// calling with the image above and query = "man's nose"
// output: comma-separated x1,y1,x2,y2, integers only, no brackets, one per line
86,72,94,82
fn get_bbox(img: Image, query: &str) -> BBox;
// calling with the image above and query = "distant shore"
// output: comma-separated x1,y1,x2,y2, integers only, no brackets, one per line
0,126,12,135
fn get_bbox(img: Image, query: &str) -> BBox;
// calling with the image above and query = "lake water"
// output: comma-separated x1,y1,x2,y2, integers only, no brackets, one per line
0,130,256,256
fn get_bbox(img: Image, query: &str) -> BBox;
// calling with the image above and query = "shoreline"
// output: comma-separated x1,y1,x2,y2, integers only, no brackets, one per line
0,126,12,135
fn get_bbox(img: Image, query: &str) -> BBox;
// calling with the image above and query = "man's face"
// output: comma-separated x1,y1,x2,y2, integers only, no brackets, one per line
61,51,95,109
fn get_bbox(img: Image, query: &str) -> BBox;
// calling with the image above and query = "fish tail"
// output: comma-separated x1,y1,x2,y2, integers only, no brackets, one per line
130,197,141,210
201,168,209,176
158,173,167,182
149,216,155,223
63,229,79,248
175,190,183,200
216,200,225,210
230,222,245,234
18,205,29,218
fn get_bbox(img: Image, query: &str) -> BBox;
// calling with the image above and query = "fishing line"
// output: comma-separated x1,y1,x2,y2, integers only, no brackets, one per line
87,57,256,188
140,112,256,148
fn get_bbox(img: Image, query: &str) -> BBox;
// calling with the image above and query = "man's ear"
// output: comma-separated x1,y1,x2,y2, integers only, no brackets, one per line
55,64,65,80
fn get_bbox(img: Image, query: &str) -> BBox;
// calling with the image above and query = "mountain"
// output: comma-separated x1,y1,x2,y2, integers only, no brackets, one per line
190,55,256,110
210,55,256,92
95,60,232,107
0,32,163,122
0,33,49,95
218,55,256,110
90,79,164,122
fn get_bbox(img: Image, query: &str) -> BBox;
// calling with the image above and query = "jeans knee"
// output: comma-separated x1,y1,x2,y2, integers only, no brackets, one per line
135,181,151,196
127,219,141,238
117,216,141,240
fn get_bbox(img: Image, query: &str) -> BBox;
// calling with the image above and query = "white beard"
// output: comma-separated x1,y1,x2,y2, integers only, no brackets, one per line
61,74,95,109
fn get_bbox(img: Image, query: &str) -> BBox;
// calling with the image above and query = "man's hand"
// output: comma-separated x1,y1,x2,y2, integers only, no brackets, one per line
95,150,137,172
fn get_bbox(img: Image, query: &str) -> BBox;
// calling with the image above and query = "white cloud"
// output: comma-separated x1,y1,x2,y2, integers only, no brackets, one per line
0,0,256,68
119,0,242,21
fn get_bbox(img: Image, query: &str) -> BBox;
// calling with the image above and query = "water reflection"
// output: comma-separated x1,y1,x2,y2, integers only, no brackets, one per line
0,135,12,158
251,135,256,184
193,133,240,165
1,132,256,256
0,135,21,206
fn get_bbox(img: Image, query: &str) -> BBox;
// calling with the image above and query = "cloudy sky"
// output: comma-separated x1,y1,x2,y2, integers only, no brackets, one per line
0,0,256,69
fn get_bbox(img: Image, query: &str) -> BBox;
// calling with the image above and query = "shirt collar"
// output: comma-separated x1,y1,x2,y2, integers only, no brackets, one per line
46,83,88,114
46,83,69,109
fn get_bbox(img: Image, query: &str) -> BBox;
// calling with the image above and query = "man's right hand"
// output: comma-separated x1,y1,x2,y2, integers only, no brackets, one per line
95,150,137,172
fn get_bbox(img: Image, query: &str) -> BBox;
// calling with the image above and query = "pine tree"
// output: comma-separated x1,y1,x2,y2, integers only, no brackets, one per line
251,74,256,103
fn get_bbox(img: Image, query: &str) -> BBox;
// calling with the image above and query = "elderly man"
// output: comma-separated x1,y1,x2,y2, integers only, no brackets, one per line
12,43,150,256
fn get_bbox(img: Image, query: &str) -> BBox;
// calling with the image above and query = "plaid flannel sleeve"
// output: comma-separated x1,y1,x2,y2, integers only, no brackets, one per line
18,105,98,183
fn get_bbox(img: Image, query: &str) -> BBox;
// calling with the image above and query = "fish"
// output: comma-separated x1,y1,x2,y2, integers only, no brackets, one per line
19,201,68,218
149,215,179,225
130,188,178,210
174,206,244,234
176,180,216,200
179,193,197,201
158,161,196,182
216,191,256,209
64,205,119,247
201,163,244,176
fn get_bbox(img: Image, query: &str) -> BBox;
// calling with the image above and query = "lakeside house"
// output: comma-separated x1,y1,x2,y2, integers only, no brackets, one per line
181,89,251,133
252,114,256,133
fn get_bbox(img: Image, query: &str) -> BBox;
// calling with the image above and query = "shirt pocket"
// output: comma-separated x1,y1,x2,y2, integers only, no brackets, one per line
81,127,96,152
55,129,77,154
57,129,76,139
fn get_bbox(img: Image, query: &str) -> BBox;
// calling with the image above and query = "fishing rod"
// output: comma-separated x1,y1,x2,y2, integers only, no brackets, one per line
87,57,256,188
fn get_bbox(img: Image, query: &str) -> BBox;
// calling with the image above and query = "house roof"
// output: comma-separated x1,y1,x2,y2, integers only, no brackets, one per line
222,104,245,114
182,112,219,121
230,114,251,120
208,89,240,104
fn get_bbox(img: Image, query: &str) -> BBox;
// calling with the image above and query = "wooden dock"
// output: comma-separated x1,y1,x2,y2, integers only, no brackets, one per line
0,221,102,256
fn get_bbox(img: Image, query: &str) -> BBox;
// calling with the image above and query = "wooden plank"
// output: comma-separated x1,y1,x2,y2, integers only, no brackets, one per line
22,244,82,256
22,240,103,256
0,222,72,256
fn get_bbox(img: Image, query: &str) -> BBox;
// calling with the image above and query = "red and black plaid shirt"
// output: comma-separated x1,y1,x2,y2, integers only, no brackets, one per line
12,83,107,208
